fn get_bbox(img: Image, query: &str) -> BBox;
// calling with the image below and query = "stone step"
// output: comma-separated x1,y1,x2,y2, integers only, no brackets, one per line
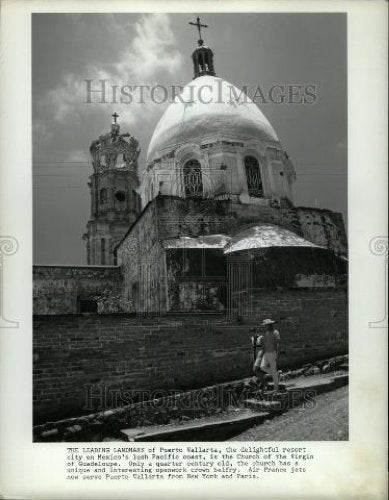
288,378,333,391
264,383,287,391
244,398,283,412
121,410,271,442
332,373,349,386
262,391,289,402
285,374,349,400
261,375,349,408
119,374,349,442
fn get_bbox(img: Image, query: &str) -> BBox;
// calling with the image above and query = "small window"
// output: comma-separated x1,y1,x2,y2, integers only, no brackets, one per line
245,155,263,198
79,299,98,313
100,188,108,204
184,159,203,198
115,191,126,202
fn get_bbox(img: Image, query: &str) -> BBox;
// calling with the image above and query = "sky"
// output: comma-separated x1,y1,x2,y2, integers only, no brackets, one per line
32,13,347,265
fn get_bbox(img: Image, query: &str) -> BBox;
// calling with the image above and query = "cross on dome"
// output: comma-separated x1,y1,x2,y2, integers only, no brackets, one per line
112,112,119,123
189,16,208,45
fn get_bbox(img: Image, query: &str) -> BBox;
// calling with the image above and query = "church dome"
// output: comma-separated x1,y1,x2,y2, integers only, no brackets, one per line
147,75,279,163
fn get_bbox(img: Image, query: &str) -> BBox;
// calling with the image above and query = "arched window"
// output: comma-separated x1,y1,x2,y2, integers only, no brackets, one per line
116,153,126,168
99,188,107,205
245,156,263,198
183,159,203,198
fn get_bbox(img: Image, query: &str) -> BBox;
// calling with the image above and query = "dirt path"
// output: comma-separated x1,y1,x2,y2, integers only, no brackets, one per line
230,385,348,441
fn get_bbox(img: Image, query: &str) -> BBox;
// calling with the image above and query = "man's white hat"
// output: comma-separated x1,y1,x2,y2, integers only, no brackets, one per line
262,318,276,325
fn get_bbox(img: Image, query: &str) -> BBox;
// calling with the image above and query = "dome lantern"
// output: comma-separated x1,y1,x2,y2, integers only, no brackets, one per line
192,41,215,78
189,16,216,78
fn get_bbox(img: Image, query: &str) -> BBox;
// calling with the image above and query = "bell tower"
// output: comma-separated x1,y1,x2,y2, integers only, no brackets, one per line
83,113,141,265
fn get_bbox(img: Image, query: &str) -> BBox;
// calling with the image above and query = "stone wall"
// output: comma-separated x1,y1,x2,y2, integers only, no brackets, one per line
227,246,347,289
33,288,347,423
156,196,235,239
152,195,347,256
165,247,227,312
33,266,123,315
117,201,167,314
297,208,347,255
116,195,347,314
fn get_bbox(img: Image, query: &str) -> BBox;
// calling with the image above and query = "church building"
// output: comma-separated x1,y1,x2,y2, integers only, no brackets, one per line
33,20,347,317
114,27,347,315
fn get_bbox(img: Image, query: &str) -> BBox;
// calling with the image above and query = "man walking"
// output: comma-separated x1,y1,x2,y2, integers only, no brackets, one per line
251,328,266,390
252,319,281,392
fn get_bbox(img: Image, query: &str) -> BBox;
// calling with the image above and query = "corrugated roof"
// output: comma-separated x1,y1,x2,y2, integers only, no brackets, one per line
162,234,230,249
224,225,324,254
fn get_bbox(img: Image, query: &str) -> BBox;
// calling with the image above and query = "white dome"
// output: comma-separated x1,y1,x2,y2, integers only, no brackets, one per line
147,75,279,163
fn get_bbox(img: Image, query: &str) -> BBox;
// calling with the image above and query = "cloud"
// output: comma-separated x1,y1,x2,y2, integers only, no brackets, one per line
44,74,88,123
34,14,183,150
65,149,90,162
33,118,54,144
126,13,182,81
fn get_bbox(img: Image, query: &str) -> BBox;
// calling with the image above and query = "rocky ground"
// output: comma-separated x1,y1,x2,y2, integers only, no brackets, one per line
230,385,348,441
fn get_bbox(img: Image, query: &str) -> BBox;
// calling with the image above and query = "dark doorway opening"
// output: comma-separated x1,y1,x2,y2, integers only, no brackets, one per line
78,299,98,313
